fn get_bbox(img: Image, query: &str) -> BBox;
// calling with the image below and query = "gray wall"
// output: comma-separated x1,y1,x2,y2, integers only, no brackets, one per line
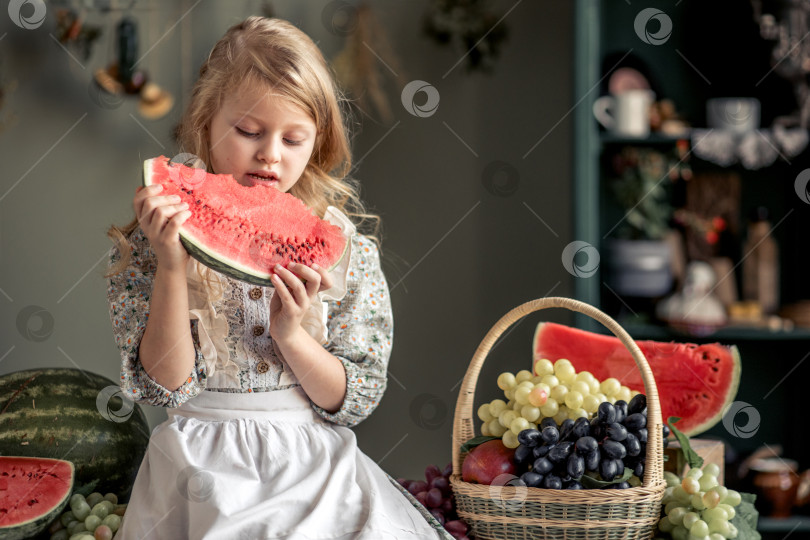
0,0,574,482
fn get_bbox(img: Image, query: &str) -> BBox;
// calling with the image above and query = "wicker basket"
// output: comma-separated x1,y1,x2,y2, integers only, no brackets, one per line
450,297,666,540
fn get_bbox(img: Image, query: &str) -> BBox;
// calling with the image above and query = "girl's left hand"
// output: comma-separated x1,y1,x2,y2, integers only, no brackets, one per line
269,262,334,344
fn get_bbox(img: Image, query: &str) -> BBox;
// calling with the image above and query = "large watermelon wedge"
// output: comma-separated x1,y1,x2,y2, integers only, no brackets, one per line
0,456,74,540
0,368,149,502
532,323,741,437
143,155,350,286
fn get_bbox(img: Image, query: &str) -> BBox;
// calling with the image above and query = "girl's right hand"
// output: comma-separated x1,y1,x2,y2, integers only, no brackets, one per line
133,184,192,272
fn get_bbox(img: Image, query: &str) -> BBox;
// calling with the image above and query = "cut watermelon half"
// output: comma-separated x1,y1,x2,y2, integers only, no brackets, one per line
142,156,349,286
532,322,741,437
0,456,74,540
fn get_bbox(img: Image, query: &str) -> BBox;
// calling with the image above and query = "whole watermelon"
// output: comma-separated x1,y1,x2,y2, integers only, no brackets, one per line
0,368,149,502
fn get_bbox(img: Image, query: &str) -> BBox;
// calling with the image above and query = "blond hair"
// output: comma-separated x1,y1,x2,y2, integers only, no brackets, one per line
106,16,379,278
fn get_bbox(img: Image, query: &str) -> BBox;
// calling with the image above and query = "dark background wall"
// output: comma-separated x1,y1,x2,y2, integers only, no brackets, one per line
0,0,574,481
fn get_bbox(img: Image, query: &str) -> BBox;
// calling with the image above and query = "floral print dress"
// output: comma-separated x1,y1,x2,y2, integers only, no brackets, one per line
106,207,452,539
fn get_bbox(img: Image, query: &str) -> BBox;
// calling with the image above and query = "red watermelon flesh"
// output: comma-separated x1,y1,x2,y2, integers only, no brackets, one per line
143,156,349,287
0,457,74,540
532,322,741,437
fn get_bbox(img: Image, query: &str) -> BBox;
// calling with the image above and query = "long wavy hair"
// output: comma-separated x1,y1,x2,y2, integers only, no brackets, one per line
106,16,379,279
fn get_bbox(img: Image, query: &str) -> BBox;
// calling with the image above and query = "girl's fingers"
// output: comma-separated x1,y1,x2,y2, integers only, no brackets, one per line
165,207,192,235
133,184,163,217
287,262,333,294
271,273,295,305
140,196,183,223
146,204,185,235
288,263,322,298
136,192,181,224
158,203,190,233
141,203,188,241
314,264,334,292
274,265,308,306
143,195,184,216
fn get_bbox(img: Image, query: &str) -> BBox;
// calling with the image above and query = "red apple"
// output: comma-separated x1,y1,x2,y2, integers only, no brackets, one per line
461,439,516,485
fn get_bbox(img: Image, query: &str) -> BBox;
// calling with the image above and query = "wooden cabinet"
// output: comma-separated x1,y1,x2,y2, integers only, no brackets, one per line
572,1,810,529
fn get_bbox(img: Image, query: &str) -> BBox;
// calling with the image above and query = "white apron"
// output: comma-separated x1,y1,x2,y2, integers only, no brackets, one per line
116,387,447,540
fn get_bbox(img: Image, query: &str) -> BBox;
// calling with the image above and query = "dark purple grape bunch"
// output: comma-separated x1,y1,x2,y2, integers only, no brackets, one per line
513,393,669,490
397,463,470,540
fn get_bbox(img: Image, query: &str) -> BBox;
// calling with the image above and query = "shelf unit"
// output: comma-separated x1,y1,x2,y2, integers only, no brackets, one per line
573,1,810,327
600,132,690,146
619,322,810,342
759,516,810,533
573,1,810,531
573,0,601,332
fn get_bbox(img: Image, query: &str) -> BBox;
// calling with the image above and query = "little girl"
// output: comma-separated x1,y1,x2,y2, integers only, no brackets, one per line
106,16,452,540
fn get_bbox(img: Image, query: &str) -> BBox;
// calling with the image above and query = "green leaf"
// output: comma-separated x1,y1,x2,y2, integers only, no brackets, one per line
667,416,704,469
731,492,760,540
579,467,633,489
460,435,499,453
73,479,100,497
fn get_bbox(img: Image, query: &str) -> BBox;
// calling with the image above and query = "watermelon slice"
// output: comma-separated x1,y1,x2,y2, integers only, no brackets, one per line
142,156,349,286
532,322,741,437
0,457,74,540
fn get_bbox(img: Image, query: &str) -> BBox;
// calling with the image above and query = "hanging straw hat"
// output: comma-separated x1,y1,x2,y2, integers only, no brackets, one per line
138,82,174,120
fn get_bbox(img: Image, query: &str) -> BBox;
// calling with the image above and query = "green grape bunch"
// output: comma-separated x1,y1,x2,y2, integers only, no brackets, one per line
45,490,127,540
656,464,743,540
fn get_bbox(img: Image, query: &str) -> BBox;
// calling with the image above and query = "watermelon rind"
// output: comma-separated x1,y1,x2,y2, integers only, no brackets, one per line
532,322,741,437
178,233,276,287
0,457,74,540
142,157,350,287
690,344,741,435
0,369,149,502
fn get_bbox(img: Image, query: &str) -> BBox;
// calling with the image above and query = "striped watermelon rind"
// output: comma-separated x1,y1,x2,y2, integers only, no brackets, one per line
532,322,741,437
0,456,74,540
142,156,350,287
0,369,150,502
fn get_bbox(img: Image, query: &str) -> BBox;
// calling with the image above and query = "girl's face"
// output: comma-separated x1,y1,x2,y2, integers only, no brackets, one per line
208,83,318,193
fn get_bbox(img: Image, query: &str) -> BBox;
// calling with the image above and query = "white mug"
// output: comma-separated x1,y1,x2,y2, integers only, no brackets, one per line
593,90,655,137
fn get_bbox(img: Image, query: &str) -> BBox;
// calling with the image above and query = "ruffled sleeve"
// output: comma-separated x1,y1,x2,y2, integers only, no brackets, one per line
311,232,393,427
106,226,207,408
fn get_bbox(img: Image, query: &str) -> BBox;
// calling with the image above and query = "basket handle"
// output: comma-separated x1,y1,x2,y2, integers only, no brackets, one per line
451,297,664,488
